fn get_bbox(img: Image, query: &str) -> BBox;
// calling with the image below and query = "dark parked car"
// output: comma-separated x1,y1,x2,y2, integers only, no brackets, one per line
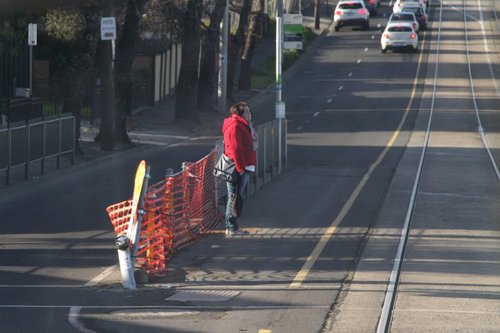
364,0,378,16
400,4,428,30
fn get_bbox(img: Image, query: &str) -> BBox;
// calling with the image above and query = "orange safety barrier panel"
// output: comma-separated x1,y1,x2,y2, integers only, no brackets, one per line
106,148,223,276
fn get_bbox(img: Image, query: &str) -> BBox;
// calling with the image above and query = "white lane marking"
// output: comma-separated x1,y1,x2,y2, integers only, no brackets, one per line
113,310,200,317
348,72,353,77
372,35,375,40
297,126,303,131
1,304,331,310
357,59,362,64
338,86,344,91
327,98,333,103
313,112,320,117
364,48,368,52
68,265,118,333
0,285,87,288
299,95,336,98
69,307,94,333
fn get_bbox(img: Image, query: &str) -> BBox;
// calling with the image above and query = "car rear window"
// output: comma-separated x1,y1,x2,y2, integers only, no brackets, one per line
393,14,414,20
388,26,413,32
402,6,424,13
339,3,363,9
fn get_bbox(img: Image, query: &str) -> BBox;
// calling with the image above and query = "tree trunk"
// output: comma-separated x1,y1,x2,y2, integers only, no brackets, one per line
197,0,226,112
76,3,100,153
114,0,148,144
227,0,252,101
238,0,265,91
174,0,203,122
314,0,320,29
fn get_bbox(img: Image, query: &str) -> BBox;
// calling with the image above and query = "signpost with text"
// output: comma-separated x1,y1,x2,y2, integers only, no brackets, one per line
284,14,303,50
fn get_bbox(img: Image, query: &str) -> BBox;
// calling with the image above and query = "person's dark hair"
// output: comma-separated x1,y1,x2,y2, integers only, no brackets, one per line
229,102,249,116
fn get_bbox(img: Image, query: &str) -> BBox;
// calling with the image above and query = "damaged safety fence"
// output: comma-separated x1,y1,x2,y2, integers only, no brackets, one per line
106,147,223,277
106,119,286,280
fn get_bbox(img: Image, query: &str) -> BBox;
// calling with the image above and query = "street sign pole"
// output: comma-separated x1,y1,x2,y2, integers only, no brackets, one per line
29,46,32,97
28,23,37,97
276,0,285,174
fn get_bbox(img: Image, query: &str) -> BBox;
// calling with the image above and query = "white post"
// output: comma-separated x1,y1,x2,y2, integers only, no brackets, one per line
217,0,229,112
116,235,136,289
276,0,285,174
29,46,33,97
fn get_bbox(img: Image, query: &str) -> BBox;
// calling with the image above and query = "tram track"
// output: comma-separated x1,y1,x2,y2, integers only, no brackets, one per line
376,0,500,331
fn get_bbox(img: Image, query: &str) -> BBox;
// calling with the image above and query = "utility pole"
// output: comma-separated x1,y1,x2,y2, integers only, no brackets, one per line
276,0,285,174
217,0,229,113
276,0,284,113
28,23,37,97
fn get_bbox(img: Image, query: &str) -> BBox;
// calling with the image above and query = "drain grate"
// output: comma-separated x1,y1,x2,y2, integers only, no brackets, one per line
165,290,241,302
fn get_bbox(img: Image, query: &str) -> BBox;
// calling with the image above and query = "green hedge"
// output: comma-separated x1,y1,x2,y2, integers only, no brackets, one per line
251,27,316,90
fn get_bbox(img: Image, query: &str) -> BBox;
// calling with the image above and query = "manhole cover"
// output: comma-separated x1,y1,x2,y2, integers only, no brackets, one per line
165,290,241,302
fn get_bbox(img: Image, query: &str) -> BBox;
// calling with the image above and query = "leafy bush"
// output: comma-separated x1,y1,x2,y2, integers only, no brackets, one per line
251,27,316,90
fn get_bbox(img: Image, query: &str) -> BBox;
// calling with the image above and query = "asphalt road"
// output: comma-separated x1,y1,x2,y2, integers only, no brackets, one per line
1,1,499,332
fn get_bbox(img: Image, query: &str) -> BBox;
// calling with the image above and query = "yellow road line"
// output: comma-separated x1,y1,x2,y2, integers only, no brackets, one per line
289,32,427,289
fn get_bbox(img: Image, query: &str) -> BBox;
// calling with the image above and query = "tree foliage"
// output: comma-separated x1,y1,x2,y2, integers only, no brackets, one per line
5,0,268,149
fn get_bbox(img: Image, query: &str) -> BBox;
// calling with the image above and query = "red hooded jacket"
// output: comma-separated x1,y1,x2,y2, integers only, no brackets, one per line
222,114,256,174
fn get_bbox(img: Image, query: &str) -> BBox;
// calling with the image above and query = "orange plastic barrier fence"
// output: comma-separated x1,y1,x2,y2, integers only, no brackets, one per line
106,148,223,276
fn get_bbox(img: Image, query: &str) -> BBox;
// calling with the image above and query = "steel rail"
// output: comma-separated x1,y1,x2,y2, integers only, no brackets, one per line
376,0,445,331
377,0,500,331
463,0,500,182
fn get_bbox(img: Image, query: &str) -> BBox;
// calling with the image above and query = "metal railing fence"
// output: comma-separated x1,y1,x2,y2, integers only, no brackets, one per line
0,114,75,185
215,118,287,202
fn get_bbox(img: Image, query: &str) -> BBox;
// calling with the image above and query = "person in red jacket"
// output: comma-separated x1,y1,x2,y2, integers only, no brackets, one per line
222,102,256,236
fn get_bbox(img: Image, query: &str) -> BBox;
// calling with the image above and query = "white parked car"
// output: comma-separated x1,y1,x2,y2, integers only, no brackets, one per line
334,0,370,32
393,0,427,13
388,11,419,33
381,22,419,53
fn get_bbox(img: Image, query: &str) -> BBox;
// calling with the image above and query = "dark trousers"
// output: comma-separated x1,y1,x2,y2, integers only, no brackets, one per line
224,171,251,231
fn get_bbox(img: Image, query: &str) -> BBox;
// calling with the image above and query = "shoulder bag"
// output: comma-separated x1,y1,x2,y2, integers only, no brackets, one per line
213,153,239,183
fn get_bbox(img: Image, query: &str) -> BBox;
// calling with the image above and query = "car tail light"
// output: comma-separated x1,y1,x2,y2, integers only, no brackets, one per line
370,0,375,4
384,34,391,39
358,8,367,14
410,33,417,39
336,10,343,15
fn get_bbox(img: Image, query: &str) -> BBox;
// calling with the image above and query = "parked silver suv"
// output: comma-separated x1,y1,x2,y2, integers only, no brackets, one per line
334,0,370,32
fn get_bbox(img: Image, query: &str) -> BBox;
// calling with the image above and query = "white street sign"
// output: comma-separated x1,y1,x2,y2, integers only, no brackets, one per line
28,23,37,46
101,17,117,40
